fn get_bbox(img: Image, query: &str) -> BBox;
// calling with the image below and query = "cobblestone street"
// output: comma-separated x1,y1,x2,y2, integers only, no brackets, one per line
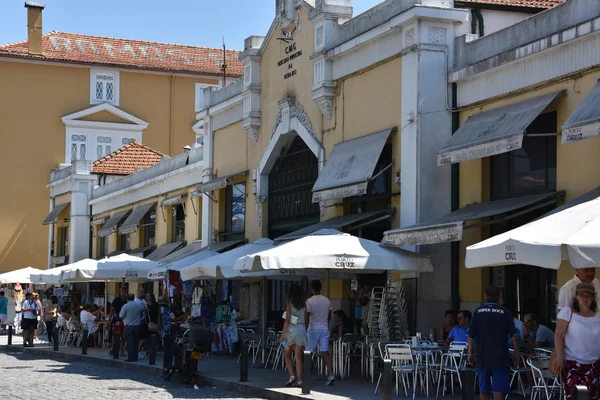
0,351,265,400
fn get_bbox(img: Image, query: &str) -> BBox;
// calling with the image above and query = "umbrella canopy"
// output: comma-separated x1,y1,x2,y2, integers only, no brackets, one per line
61,254,159,282
147,249,220,280
0,267,45,284
234,229,433,273
466,195,600,270
181,238,356,281
30,261,93,285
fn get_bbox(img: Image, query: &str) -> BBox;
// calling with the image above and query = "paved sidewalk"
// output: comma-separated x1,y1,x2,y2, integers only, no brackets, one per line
0,334,476,400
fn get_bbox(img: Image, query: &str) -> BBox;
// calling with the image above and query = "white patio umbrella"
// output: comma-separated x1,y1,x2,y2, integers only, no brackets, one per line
147,249,220,280
30,259,96,285
177,238,346,281
0,267,44,284
234,229,433,273
61,253,159,282
466,195,600,270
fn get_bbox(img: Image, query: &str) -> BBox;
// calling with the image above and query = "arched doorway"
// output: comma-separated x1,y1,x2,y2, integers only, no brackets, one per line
266,135,319,327
267,135,320,239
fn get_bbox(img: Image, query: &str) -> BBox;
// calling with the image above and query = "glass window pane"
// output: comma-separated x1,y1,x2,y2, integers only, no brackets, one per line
105,145,111,155
95,81,103,100
231,183,246,233
106,82,114,101
79,144,86,160
96,145,103,160
71,143,78,162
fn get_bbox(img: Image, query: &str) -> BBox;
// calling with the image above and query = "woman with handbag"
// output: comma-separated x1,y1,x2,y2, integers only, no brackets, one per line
146,293,160,337
279,284,309,387
553,282,600,399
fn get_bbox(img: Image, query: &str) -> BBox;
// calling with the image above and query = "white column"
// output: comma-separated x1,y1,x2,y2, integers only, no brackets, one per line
47,197,55,269
400,21,454,332
69,189,91,263
201,118,213,246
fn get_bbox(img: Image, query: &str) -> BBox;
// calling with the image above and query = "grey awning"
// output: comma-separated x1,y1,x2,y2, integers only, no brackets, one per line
42,202,70,225
161,195,182,207
562,82,600,144
90,218,105,227
437,91,563,165
382,192,562,247
205,239,244,253
195,171,248,194
98,209,131,237
275,210,390,243
155,239,244,265
146,241,186,261
118,202,155,235
312,128,394,203
105,250,127,258
128,246,156,258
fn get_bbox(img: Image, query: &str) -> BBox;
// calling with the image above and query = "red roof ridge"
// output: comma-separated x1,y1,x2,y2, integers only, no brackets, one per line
92,141,166,175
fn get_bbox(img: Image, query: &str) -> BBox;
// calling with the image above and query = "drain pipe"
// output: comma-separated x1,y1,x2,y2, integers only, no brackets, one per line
450,83,460,312
476,9,485,37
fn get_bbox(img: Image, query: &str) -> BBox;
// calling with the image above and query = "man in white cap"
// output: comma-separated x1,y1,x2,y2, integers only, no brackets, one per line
557,267,600,312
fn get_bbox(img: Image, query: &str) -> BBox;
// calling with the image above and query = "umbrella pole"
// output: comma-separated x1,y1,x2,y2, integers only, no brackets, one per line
326,269,330,299
262,276,267,365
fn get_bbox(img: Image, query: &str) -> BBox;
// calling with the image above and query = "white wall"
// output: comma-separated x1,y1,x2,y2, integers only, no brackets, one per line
480,9,535,35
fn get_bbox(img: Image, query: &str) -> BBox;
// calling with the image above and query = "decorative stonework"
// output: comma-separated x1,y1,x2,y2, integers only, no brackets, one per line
255,197,263,227
290,102,317,138
316,26,324,47
405,28,415,47
277,0,299,37
316,97,333,120
428,27,447,45
245,126,259,144
271,110,282,138
244,65,251,83
320,202,325,217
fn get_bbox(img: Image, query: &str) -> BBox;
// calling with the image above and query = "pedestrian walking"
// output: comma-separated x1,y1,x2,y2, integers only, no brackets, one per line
0,291,8,333
135,288,148,359
468,286,519,400
44,296,59,346
553,282,600,399
21,292,40,347
119,293,143,362
279,284,308,387
305,280,335,386
32,292,43,342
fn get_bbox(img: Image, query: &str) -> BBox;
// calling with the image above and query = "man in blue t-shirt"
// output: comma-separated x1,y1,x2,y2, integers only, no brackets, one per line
0,291,8,332
468,286,519,400
446,310,471,345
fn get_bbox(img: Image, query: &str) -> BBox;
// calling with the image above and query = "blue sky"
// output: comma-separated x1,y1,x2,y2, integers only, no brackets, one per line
0,0,383,50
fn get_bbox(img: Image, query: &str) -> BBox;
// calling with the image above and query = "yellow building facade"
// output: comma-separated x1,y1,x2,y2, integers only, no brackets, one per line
0,3,241,273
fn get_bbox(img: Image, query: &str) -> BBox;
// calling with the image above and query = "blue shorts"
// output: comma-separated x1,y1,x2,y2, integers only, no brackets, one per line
477,369,510,394
307,329,330,352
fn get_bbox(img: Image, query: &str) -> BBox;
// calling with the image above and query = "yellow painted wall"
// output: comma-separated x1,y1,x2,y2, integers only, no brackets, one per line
210,7,403,301
457,70,600,301
0,56,218,273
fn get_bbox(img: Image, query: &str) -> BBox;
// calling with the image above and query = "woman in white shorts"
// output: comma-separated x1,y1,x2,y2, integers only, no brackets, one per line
279,284,308,387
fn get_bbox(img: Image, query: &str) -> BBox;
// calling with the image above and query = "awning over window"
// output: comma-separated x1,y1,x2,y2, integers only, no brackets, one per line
42,202,70,225
128,246,156,258
562,81,600,144
146,241,186,261
90,218,105,227
118,202,155,235
194,171,248,195
105,250,127,258
98,209,131,237
275,210,390,243
437,92,563,165
161,195,182,207
312,128,395,203
381,192,562,247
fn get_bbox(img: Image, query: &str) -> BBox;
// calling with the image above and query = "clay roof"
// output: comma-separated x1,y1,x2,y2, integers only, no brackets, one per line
0,31,243,76
456,0,564,8
92,141,165,175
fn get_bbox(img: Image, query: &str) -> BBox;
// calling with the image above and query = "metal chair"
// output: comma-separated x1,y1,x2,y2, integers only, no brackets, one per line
436,341,468,398
507,349,530,398
527,356,562,400
375,343,422,397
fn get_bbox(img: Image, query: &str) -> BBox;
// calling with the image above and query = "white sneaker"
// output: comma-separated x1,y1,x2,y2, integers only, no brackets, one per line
326,376,335,386
285,375,297,387
138,353,145,360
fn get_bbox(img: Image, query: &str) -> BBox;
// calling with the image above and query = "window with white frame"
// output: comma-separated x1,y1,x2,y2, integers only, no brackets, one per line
195,83,217,112
70,134,87,162
122,137,136,145
96,136,112,159
90,69,120,106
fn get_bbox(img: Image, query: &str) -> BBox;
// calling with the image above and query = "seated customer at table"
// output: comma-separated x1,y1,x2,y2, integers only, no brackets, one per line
440,310,457,342
524,312,554,349
331,309,349,339
445,310,471,345
80,304,101,334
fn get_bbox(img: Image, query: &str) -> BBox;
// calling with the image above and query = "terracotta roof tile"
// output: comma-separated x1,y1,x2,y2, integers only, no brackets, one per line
92,141,165,175
457,0,564,8
0,31,243,76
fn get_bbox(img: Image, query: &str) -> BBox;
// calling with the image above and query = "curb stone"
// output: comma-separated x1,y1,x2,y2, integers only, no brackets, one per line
1,345,310,400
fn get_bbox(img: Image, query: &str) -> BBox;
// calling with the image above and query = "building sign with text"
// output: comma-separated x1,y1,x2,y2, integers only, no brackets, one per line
277,42,302,80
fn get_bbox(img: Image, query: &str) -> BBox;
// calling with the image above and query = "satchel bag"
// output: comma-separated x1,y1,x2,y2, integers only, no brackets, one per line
148,321,159,333
549,308,573,375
